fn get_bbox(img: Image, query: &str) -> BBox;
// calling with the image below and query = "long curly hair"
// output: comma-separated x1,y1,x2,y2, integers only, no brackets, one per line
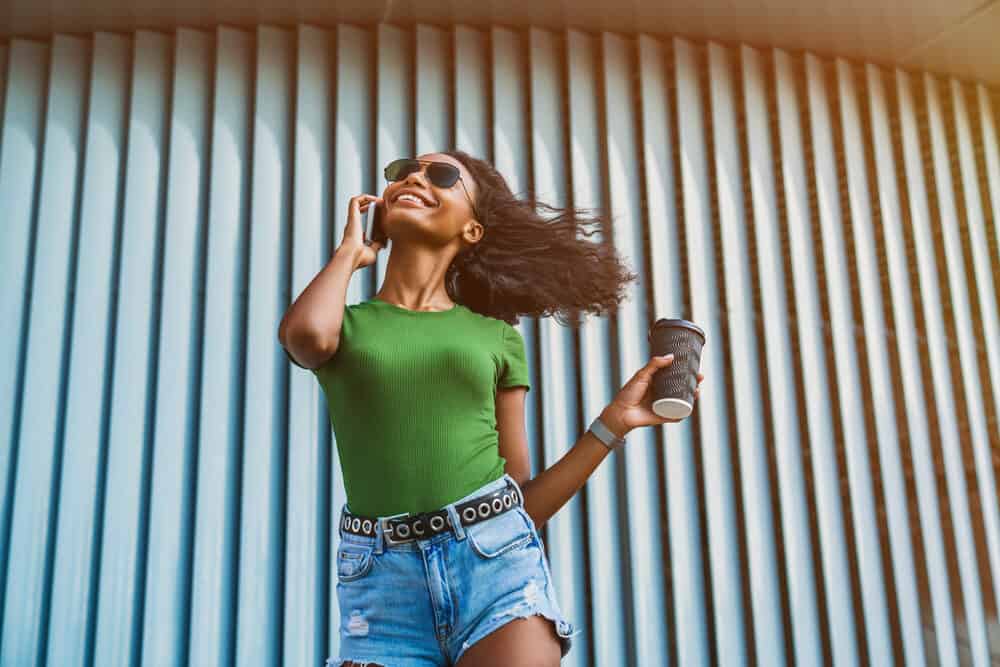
441,149,639,328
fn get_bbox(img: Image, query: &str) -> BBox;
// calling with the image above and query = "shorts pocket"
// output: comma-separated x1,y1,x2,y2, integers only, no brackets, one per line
336,541,375,582
466,507,534,559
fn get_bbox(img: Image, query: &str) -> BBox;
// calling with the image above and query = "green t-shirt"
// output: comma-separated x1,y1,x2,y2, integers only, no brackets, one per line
298,296,531,517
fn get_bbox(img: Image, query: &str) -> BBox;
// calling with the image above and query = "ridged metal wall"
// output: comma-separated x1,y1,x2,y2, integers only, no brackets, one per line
0,22,998,667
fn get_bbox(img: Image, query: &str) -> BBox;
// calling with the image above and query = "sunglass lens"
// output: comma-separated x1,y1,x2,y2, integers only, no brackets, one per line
427,163,459,188
385,159,460,189
385,158,420,181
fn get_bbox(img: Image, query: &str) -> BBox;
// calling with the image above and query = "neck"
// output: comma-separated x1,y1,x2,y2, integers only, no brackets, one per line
376,244,457,309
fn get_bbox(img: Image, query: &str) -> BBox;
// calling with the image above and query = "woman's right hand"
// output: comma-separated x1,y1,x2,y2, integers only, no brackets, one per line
339,194,385,270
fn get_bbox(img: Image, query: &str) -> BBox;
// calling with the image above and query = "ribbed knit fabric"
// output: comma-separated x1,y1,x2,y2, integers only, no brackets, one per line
310,296,531,517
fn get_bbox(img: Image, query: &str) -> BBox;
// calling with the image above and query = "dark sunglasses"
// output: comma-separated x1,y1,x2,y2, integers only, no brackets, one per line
384,158,475,208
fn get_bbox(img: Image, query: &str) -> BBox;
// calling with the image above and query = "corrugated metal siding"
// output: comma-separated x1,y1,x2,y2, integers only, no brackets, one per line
0,23,998,667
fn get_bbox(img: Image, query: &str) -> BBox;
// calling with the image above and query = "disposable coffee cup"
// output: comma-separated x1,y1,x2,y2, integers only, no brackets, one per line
647,318,706,420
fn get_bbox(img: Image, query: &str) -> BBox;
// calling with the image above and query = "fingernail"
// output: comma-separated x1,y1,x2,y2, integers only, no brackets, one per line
661,353,674,360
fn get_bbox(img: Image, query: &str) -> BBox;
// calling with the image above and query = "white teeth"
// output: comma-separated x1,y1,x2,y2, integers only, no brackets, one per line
398,193,430,206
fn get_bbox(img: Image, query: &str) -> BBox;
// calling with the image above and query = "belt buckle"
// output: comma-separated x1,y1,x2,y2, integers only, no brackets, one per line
380,511,411,546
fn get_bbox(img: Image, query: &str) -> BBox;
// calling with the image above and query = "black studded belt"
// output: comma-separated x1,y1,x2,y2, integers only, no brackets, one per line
340,478,524,545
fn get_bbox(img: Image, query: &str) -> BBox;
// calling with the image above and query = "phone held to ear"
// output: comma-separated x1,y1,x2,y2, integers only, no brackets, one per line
365,199,388,246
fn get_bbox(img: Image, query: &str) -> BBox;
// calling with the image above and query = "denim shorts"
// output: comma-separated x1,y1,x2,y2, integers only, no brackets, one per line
325,472,580,666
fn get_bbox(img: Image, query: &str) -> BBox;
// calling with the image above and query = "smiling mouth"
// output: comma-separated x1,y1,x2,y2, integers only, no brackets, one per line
393,194,439,209
396,198,431,207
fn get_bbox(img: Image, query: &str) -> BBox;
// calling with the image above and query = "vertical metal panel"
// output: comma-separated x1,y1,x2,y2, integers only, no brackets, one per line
2,33,89,667
329,22,376,654
951,81,1000,431
948,81,1000,615
529,26,589,667
487,24,539,540
490,26,529,199
415,24,450,156
237,24,296,667
707,42,786,666
837,59,922,661
570,27,631,666
805,53,894,665
604,29,672,664
187,25,249,667
139,26,213,667
741,44,825,667
372,22,413,285
1,23,999,667
0,43,6,136
674,36,747,666
638,33,708,667
979,86,1000,253
454,26,490,160
90,27,171,666
923,73,993,665
46,30,130,666
897,69,992,666
774,47,862,667
0,32,54,665
865,62,956,666
284,23,336,667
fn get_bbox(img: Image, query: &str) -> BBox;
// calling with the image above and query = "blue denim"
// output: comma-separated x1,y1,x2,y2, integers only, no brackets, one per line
326,472,580,666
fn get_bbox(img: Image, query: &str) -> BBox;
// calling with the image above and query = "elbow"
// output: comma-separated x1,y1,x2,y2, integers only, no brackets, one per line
278,319,326,349
279,325,338,369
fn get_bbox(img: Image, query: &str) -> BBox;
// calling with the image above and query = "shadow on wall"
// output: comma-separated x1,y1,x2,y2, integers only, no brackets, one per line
799,423,999,663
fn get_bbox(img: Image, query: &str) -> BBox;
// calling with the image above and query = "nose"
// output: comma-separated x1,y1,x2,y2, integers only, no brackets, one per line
403,164,431,185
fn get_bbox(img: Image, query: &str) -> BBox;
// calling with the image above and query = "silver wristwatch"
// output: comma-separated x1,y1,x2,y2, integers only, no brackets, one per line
588,415,627,450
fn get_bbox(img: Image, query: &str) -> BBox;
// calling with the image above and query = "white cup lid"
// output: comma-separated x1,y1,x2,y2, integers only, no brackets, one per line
652,398,692,420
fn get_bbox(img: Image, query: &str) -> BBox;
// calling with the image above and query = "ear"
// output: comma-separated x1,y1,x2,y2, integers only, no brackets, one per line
463,220,484,244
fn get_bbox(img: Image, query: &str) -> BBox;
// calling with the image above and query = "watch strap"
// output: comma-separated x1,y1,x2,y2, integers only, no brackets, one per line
588,415,626,450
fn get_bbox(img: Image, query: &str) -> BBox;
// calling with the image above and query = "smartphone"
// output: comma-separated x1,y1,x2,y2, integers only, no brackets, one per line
364,199,388,246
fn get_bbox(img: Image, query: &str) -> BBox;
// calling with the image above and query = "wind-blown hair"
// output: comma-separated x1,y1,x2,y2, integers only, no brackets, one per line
442,149,639,328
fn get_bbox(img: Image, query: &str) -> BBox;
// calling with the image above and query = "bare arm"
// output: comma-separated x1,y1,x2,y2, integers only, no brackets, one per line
518,407,623,532
519,355,704,531
279,193,385,369
278,245,363,368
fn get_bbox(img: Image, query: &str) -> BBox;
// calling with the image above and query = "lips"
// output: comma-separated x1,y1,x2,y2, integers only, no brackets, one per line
393,189,437,207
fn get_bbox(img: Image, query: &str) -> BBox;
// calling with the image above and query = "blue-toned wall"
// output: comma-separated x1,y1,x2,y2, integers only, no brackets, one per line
0,22,998,667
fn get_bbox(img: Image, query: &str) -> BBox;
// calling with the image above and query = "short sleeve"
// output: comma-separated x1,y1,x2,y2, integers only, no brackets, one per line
498,322,531,392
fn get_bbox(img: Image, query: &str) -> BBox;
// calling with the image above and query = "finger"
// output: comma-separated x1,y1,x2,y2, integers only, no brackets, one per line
627,354,674,390
625,353,672,383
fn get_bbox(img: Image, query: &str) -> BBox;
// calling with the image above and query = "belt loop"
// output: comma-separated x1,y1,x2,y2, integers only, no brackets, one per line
445,504,466,541
374,516,384,554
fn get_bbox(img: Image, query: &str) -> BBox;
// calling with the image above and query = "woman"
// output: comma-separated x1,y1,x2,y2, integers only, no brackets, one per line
279,151,704,667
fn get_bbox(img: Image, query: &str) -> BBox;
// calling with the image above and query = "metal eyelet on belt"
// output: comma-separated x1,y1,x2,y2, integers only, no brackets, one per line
478,502,491,518
396,523,411,538
462,507,478,523
352,518,361,531
413,519,425,536
362,520,372,534
503,494,512,508
492,498,503,513
430,515,445,531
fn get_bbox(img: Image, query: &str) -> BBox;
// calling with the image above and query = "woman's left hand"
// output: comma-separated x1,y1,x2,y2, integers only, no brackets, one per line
600,354,705,437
